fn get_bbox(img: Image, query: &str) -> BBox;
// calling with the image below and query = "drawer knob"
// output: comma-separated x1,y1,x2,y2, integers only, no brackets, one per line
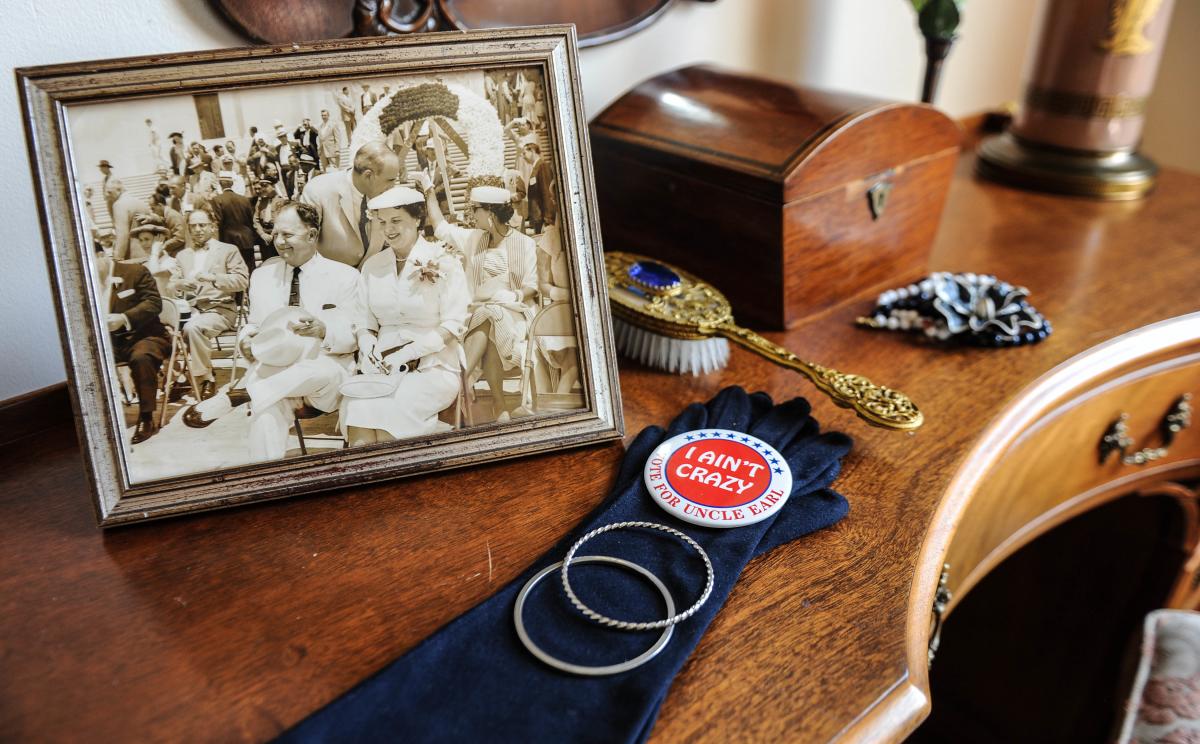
1099,393,1192,466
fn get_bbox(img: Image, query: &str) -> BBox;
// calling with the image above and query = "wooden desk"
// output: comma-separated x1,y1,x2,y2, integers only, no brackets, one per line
2,154,1199,742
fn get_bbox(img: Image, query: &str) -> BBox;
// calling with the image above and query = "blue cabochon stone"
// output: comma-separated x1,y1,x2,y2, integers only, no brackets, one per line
628,260,681,290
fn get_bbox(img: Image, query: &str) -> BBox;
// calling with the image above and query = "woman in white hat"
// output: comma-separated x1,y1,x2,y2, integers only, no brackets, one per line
416,172,537,422
342,185,471,445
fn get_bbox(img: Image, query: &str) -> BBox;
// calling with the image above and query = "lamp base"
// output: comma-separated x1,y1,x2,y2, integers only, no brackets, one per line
976,133,1157,201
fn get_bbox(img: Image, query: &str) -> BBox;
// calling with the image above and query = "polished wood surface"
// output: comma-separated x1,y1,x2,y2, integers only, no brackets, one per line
590,65,960,328
593,66,887,180
946,356,1200,609
781,147,958,326
0,383,70,447
2,152,1200,741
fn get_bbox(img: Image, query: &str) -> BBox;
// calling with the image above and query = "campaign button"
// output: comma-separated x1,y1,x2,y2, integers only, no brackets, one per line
643,429,793,528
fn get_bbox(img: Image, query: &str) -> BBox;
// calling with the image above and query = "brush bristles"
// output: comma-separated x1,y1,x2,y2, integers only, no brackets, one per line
613,316,730,375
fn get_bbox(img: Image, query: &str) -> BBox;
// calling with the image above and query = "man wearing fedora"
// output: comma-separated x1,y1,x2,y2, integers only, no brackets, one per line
299,152,320,187
299,141,399,267
359,83,378,116
281,153,306,199
273,123,294,167
171,204,249,401
94,242,171,444
184,201,364,462
212,171,257,270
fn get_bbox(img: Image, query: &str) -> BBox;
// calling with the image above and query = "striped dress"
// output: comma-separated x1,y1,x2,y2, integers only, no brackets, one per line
435,221,538,371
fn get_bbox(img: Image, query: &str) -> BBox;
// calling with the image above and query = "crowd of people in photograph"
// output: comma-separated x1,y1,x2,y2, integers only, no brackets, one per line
90,75,576,464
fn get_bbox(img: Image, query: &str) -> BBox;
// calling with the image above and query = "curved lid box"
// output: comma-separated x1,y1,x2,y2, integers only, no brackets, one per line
590,65,961,329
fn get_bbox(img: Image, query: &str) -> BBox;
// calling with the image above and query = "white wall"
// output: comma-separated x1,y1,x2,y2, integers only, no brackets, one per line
2,0,1196,399
1143,0,1200,175
579,0,1045,120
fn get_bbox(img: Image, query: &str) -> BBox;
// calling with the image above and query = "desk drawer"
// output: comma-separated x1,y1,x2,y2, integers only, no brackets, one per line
945,353,1200,606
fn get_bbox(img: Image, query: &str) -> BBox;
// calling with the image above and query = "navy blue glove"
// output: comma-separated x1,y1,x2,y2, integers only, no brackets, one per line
280,387,852,743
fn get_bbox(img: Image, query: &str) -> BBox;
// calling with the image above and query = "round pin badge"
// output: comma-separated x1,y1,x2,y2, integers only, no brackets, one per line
644,429,793,528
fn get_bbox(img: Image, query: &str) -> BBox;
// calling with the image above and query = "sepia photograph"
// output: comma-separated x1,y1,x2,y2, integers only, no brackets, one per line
71,65,585,483
19,29,622,523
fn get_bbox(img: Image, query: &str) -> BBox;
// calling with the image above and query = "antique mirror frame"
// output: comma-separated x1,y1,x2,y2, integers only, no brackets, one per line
17,26,623,526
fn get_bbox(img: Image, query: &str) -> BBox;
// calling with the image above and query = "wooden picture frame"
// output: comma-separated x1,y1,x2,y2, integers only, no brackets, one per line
17,26,623,527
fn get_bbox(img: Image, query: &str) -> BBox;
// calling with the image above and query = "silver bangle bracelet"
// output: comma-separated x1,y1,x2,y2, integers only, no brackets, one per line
560,521,714,631
514,556,675,676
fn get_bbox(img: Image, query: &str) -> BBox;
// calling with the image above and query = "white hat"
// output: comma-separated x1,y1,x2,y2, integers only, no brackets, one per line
250,307,322,367
469,185,511,205
368,185,425,210
218,170,236,180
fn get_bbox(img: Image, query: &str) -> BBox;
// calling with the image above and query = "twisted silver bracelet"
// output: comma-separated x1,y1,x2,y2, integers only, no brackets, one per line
559,521,714,631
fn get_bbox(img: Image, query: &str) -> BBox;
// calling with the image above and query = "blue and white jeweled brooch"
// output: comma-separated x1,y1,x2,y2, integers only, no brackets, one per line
857,272,1051,347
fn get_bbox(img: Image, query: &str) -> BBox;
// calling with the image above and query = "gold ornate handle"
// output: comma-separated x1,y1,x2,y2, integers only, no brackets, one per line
716,323,924,430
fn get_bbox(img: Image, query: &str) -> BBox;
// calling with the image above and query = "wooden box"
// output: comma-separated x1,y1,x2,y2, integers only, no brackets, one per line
590,65,962,329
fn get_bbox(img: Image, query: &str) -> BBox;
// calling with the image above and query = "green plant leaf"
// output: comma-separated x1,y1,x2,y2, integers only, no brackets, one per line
919,0,961,38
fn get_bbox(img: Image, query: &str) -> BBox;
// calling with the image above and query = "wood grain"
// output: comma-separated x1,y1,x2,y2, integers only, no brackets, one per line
946,356,1200,608
0,383,71,447
589,65,961,329
2,153,1200,741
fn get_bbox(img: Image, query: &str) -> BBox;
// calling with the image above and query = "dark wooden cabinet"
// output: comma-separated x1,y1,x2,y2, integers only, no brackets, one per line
913,488,1196,743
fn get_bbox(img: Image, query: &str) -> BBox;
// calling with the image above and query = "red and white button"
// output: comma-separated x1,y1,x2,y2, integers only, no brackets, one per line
643,429,793,528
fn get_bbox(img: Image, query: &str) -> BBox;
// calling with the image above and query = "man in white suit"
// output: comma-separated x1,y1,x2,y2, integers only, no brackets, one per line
171,204,250,400
184,201,365,462
336,86,357,137
299,141,400,267
317,109,343,171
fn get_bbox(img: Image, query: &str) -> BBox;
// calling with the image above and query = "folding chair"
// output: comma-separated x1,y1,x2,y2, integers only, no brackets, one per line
292,405,346,455
214,292,247,352
447,366,473,429
226,293,252,387
154,299,200,428
524,300,578,413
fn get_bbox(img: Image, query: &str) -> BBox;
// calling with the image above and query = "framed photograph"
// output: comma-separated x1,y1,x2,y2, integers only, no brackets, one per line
18,26,623,527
